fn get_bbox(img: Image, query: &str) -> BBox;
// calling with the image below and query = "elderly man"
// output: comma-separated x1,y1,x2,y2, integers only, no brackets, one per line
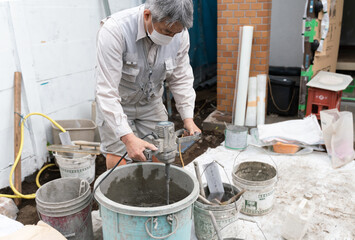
96,0,201,169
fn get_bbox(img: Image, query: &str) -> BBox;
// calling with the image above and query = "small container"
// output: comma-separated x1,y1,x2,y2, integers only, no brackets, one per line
281,193,315,240
52,119,97,144
273,142,300,154
224,125,248,150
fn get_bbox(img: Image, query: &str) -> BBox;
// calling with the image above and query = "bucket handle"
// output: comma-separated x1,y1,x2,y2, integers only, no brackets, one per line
144,214,179,239
199,161,239,209
232,145,279,180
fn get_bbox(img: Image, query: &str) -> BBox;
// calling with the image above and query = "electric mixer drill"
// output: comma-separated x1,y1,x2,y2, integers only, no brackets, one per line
144,121,201,204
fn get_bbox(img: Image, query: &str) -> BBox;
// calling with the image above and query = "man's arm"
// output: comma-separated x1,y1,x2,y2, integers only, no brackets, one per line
167,29,201,135
96,24,132,139
96,22,156,160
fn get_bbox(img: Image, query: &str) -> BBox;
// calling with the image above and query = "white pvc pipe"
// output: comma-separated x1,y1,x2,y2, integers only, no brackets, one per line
234,26,254,126
245,77,257,127
257,74,267,126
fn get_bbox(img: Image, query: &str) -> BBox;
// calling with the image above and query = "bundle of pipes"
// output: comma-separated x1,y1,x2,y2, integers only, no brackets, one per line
232,26,268,127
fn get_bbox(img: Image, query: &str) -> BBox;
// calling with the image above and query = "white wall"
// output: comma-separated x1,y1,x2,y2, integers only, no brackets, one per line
0,0,106,188
269,0,306,67
108,0,143,14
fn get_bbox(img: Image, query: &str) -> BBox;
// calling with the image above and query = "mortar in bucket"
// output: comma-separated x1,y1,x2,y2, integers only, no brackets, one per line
194,183,242,240
35,177,93,239
224,125,248,150
94,162,199,240
54,153,96,184
232,158,277,216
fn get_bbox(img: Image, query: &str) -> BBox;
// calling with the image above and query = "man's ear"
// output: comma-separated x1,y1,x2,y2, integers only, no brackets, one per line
143,9,151,21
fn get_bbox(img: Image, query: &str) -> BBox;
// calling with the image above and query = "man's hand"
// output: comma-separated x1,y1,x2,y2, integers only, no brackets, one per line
183,118,201,136
121,133,158,161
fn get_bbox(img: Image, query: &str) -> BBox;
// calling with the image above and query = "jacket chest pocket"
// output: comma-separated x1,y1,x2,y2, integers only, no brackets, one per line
121,64,139,83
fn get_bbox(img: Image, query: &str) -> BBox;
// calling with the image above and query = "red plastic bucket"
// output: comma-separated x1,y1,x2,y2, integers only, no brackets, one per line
35,178,93,239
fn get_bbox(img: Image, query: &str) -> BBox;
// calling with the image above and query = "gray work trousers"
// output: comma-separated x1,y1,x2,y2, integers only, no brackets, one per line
97,100,168,158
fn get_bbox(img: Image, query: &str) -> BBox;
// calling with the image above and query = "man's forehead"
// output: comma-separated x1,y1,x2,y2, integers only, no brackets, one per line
163,21,184,33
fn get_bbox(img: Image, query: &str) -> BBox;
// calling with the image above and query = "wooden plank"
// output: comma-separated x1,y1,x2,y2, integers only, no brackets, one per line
47,145,101,155
14,72,21,205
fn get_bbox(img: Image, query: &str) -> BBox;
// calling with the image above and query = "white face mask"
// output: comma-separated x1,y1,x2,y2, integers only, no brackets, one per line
146,18,173,46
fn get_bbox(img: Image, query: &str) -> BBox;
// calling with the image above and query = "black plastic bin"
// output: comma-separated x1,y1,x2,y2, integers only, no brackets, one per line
267,75,300,116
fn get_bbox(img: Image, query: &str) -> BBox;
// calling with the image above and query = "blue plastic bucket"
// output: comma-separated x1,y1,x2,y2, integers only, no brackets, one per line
94,163,199,240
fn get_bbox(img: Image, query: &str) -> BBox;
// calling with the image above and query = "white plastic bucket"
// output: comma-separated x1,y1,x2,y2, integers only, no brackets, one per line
54,153,96,184
225,125,248,150
232,161,277,215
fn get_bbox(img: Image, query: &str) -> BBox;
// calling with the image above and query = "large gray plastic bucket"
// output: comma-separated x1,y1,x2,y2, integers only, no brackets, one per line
194,183,242,240
36,178,93,240
232,161,277,215
94,163,199,240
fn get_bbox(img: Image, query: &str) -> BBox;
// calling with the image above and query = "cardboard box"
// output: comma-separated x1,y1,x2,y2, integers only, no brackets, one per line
313,0,344,75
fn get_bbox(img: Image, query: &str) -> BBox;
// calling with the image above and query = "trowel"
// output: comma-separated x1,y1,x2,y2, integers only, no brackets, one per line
59,132,75,158
204,161,225,202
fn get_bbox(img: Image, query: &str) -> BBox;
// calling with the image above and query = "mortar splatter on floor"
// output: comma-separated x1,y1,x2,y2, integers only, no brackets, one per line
185,146,355,240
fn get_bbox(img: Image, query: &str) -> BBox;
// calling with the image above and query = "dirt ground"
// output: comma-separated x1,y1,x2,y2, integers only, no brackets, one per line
0,84,224,225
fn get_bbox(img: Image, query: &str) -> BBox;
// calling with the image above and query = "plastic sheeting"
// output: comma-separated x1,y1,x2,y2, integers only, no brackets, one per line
257,115,323,145
188,0,217,87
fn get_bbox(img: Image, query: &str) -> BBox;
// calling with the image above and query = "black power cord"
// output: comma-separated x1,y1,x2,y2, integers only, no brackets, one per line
92,133,155,197
93,152,128,195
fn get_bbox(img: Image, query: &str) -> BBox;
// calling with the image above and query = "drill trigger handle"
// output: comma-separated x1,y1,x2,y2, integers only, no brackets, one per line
143,149,155,162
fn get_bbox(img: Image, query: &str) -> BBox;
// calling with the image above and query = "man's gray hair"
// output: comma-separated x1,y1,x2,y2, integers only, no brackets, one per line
145,0,194,29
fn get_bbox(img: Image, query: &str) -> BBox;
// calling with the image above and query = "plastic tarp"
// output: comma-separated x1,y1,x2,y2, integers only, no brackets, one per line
257,115,324,145
188,0,217,86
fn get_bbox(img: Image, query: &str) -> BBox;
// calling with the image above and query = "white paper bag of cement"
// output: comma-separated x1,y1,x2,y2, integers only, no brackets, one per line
320,109,355,168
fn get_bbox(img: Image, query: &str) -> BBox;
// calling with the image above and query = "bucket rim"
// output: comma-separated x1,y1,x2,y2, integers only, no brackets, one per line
36,178,91,205
194,183,242,211
54,153,96,161
232,161,278,184
36,178,92,217
94,163,199,217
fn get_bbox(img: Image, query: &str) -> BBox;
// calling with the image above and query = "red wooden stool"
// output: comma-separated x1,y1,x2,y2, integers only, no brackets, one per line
306,87,342,119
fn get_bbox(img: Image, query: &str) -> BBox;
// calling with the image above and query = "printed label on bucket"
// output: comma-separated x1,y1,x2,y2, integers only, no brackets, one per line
241,189,275,215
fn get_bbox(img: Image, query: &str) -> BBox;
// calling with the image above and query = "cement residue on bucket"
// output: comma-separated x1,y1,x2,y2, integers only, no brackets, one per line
235,161,276,182
194,183,242,240
36,178,93,240
104,165,189,207
233,160,277,216
225,125,248,150
94,163,199,240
